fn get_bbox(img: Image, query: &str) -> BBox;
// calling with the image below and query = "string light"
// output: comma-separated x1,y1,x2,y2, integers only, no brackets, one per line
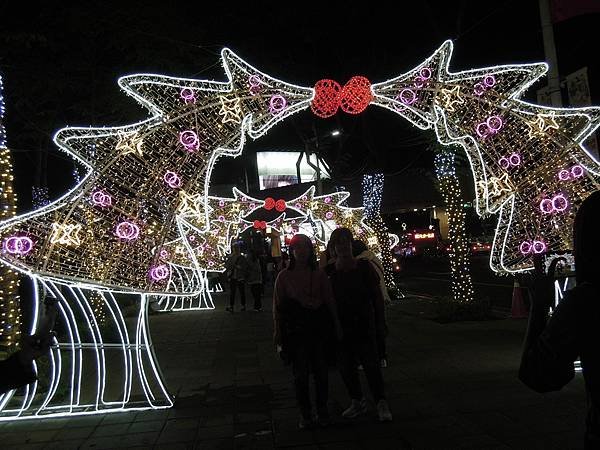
0,75,21,354
362,174,397,294
435,152,475,303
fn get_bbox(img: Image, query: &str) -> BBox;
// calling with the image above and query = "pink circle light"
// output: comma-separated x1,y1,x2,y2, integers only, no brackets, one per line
163,171,182,189
539,199,553,214
269,95,287,114
419,67,432,80
115,221,140,240
498,157,510,170
179,130,200,152
519,241,532,255
483,75,496,87
486,115,503,132
398,88,417,105
476,122,489,138
91,190,112,207
474,83,485,96
4,236,33,256
532,240,547,254
180,88,196,104
558,169,571,181
552,194,569,212
571,165,584,178
508,153,521,167
149,264,170,281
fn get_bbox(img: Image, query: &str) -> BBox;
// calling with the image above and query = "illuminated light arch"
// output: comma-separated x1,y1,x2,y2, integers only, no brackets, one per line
0,40,597,419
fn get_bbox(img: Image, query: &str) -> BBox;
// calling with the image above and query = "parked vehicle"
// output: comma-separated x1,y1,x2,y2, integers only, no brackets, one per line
469,240,492,255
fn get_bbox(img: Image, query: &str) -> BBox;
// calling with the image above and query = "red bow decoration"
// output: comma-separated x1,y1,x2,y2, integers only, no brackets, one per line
264,197,287,212
253,220,267,230
311,76,373,118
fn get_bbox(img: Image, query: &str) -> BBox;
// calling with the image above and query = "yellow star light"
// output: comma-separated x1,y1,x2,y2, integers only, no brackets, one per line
50,223,82,246
525,111,560,138
116,132,144,156
218,96,243,124
439,85,465,112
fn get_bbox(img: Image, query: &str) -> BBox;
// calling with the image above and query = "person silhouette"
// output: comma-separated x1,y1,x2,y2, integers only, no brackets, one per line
327,227,392,422
272,234,343,429
519,190,600,448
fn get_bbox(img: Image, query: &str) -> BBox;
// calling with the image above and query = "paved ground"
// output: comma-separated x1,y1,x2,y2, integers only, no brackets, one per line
0,289,588,449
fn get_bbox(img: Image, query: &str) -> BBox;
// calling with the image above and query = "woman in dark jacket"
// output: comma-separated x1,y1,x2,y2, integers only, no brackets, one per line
272,234,342,429
520,190,600,448
327,227,392,422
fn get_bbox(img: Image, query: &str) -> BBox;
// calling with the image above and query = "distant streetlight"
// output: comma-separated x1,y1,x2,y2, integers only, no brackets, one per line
331,130,341,136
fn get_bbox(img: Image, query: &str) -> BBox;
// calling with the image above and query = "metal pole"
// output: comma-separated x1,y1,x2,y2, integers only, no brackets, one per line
539,0,563,107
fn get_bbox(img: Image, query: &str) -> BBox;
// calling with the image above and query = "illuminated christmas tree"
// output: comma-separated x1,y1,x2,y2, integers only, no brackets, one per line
0,75,21,354
372,40,600,273
435,152,474,303
362,173,397,294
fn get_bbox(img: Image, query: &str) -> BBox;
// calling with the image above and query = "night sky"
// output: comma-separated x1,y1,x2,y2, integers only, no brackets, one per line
0,0,598,210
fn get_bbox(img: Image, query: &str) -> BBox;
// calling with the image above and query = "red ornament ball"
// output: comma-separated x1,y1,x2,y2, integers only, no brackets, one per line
275,199,287,212
340,76,373,115
311,79,342,118
264,197,275,210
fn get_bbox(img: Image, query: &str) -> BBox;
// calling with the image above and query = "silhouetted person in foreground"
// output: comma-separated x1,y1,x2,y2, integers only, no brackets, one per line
273,234,343,429
520,190,600,449
0,299,57,394
328,228,392,422
352,239,390,368
225,244,248,312
246,250,263,311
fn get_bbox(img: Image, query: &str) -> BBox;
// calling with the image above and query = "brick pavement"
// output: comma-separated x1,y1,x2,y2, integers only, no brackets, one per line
0,292,587,449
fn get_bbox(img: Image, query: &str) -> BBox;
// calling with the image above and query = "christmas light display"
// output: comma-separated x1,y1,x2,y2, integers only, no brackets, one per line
0,40,597,418
370,40,600,273
0,75,21,353
435,152,475,303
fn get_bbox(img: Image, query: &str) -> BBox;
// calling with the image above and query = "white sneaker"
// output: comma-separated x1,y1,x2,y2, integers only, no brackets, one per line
342,398,367,418
377,399,393,422
380,359,388,368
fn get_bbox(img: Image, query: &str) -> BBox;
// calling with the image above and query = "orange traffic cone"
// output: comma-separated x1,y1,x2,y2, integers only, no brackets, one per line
511,279,529,318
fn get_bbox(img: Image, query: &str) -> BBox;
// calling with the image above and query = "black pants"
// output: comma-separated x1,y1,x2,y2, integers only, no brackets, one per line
249,283,262,310
291,339,329,419
338,334,385,401
376,329,387,361
229,278,246,307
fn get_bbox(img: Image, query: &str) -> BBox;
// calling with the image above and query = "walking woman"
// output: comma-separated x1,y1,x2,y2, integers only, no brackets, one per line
328,227,393,422
273,234,343,429
246,250,263,311
224,244,248,312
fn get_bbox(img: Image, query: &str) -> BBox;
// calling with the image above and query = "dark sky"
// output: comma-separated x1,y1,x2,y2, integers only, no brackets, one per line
0,0,598,209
